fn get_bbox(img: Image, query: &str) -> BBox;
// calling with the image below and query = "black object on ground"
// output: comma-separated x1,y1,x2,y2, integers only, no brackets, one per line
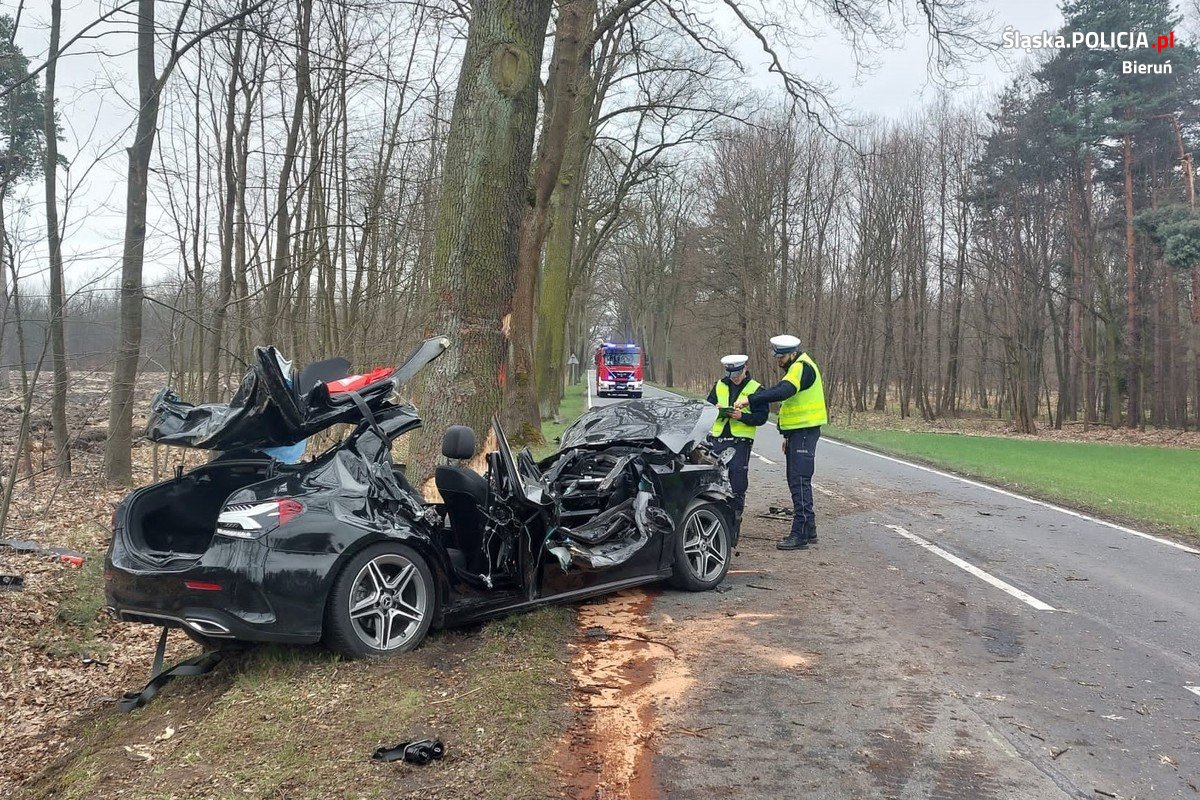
117,628,224,712
1,538,85,561
1,574,23,590
372,738,446,765
757,506,794,521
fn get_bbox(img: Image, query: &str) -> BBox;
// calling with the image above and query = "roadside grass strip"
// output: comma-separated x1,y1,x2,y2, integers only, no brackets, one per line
533,379,588,460
825,430,1200,549
884,524,1056,612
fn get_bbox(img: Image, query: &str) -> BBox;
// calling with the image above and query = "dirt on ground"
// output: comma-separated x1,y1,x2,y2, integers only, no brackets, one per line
0,372,212,793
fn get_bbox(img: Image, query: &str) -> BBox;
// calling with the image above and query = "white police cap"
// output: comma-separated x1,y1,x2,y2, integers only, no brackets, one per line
721,354,748,371
770,334,801,355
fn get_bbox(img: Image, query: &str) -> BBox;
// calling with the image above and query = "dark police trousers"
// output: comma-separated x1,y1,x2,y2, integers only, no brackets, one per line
783,427,820,538
708,436,752,538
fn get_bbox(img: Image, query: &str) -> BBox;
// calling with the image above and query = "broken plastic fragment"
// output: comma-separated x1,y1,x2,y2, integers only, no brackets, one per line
548,545,572,572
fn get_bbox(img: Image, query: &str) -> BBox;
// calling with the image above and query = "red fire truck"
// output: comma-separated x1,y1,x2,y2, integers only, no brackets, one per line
594,342,644,398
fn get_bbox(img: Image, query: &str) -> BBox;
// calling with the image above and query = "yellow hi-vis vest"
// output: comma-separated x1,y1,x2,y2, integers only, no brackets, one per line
779,353,827,430
710,378,762,439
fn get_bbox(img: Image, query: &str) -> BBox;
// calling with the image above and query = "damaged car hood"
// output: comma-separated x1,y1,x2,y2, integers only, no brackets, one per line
557,398,718,454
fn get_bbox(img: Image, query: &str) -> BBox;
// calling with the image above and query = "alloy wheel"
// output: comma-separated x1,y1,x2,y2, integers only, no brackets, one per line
682,508,728,582
347,553,429,651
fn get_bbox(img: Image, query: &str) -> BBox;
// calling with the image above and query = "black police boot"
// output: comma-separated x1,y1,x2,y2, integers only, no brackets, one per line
776,530,808,550
805,524,818,544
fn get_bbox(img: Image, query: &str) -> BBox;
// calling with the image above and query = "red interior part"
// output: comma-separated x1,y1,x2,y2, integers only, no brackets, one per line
324,367,393,394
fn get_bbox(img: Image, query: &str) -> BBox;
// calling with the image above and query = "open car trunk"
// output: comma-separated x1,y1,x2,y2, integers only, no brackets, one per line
124,460,276,565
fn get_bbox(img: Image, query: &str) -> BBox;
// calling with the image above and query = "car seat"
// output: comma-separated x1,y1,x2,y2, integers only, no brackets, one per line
434,427,488,560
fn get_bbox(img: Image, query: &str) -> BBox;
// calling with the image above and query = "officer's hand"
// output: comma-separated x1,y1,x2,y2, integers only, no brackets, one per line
729,408,743,420
781,440,786,455
733,397,750,410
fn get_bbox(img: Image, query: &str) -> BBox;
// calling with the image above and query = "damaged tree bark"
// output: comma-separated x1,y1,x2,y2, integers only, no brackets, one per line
414,0,553,472
505,0,597,443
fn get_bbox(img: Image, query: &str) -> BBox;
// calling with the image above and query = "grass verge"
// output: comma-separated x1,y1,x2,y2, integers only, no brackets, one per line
23,609,575,800
826,426,1200,538
533,380,588,460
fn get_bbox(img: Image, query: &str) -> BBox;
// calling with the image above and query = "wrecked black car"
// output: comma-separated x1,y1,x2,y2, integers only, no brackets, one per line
105,338,736,657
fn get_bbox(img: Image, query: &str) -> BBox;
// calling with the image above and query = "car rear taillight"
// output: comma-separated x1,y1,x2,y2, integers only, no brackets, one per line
184,580,223,591
216,499,306,540
275,498,304,526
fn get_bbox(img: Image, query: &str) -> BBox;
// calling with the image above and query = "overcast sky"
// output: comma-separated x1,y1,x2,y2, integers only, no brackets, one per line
1,0,1082,288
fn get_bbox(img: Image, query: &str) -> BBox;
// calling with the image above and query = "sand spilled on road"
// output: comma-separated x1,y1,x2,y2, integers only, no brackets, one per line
559,590,690,799
559,591,814,799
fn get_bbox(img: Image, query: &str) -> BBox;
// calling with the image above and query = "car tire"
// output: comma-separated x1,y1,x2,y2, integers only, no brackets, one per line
668,500,732,591
323,542,437,659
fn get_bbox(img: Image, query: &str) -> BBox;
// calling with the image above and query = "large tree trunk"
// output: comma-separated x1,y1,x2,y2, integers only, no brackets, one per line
1123,129,1139,428
505,0,593,442
413,0,553,474
44,0,71,476
1068,165,1082,424
104,0,161,484
534,55,597,418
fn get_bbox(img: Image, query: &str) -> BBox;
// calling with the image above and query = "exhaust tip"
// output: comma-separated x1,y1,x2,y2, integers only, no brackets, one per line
185,618,232,636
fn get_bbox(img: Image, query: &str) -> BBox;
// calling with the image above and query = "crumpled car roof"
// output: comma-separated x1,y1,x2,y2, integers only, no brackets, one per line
557,398,718,453
146,336,448,451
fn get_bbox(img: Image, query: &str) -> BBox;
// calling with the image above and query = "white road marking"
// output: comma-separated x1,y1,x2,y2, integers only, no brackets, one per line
1185,686,1200,699
884,523,1057,612
586,369,593,409
829,439,1200,556
812,482,837,498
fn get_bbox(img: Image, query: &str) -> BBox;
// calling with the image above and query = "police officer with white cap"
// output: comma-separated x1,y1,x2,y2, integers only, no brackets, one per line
706,355,767,543
733,335,827,550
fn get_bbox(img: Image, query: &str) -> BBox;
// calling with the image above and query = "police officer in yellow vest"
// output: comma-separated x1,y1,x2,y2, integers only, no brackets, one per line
733,335,827,550
706,355,767,543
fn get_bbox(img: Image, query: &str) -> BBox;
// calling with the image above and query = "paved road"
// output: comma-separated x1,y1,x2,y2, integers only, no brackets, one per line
586,372,1200,799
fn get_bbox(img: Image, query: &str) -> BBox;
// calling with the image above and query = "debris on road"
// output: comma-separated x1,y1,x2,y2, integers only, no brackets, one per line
0,574,23,590
757,506,794,521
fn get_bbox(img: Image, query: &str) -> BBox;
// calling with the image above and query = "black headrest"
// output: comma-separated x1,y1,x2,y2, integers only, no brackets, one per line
297,356,351,395
442,425,476,460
